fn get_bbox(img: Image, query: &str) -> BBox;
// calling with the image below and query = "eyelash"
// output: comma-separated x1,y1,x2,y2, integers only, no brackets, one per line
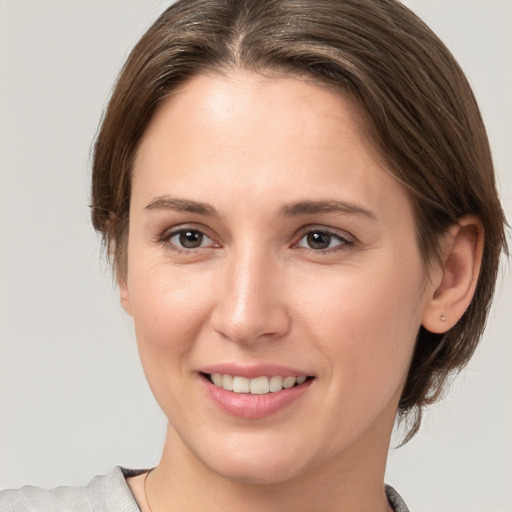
158,225,219,254
158,225,355,254
294,227,355,254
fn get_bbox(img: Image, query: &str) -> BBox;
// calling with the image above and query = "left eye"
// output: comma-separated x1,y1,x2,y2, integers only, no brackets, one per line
167,229,214,249
296,230,350,251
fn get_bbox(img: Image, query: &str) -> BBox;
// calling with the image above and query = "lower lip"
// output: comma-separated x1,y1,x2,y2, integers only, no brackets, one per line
201,376,313,419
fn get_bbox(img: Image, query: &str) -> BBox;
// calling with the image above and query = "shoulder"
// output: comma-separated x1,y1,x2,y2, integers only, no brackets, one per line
0,467,146,512
386,484,411,512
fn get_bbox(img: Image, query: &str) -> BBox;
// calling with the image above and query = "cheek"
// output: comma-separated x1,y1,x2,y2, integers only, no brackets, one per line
126,261,213,393
129,258,209,333
296,256,424,401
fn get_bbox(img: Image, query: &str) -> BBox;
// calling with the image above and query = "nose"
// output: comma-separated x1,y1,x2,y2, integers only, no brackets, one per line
210,246,291,345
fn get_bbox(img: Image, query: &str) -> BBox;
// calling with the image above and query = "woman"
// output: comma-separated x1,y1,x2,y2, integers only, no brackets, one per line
0,0,508,511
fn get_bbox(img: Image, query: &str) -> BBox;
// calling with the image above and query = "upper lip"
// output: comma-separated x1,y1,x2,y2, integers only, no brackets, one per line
199,363,312,379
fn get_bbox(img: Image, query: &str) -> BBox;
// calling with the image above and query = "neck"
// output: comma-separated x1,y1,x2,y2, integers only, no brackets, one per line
147,418,394,512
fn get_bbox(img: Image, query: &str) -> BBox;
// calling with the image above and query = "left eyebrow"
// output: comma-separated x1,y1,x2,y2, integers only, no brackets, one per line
279,200,377,220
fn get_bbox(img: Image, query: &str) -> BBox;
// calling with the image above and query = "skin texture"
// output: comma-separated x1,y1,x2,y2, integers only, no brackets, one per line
121,71,483,512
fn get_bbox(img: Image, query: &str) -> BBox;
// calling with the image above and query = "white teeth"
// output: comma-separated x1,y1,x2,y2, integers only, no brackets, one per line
209,373,308,394
222,374,233,391
269,375,283,392
250,376,270,395
232,376,250,393
282,376,297,389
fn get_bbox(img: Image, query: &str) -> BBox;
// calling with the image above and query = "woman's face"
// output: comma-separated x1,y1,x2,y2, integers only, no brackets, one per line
121,71,435,484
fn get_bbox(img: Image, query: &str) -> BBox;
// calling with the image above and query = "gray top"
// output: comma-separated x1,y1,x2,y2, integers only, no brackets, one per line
0,467,410,511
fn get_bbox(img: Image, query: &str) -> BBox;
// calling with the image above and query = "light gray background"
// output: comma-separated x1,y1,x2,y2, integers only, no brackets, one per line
0,1,510,511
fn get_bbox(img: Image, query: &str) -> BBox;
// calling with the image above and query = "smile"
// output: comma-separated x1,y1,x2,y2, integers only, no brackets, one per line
209,374,308,394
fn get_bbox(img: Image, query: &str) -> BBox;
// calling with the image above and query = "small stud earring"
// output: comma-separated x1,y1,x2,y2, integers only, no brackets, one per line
440,314,447,321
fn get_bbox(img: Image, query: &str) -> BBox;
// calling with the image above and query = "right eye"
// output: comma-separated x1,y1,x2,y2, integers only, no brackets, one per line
165,228,217,251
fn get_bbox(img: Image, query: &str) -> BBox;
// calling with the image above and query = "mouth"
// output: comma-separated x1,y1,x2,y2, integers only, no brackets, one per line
204,373,311,395
199,365,315,418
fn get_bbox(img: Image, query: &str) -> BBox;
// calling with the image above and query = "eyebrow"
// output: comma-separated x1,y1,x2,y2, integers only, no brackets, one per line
144,196,218,216
279,200,377,220
144,196,376,220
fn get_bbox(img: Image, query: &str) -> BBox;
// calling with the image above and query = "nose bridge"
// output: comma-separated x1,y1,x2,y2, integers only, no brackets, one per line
212,242,290,344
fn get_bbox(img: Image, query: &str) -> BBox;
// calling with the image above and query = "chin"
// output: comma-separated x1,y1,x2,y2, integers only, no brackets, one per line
210,457,306,486
197,433,316,486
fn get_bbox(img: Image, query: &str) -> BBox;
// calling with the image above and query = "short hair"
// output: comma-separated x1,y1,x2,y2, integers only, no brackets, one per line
91,0,508,441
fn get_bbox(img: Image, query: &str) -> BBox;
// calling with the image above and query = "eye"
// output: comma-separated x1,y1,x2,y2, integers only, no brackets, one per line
165,228,217,250
295,229,353,251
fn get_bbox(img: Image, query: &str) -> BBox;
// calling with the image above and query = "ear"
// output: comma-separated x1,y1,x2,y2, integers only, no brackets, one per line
106,213,132,316
422,215,484,334
118,271,133,317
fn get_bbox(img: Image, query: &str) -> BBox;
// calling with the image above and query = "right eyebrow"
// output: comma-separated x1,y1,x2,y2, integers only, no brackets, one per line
144,196,218,216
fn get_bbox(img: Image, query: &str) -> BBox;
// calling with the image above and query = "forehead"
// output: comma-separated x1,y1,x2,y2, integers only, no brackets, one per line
138,70,366,157
132,70,410,221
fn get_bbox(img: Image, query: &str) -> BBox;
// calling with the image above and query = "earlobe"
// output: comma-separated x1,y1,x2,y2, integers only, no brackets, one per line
422,216,484,334
107,213,132,316
118,273,132,317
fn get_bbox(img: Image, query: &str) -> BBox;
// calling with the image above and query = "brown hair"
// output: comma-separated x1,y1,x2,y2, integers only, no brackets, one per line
91,0,508,440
